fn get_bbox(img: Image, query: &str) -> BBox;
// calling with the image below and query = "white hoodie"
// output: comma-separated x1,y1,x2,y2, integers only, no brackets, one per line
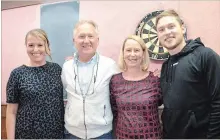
61,54,119,139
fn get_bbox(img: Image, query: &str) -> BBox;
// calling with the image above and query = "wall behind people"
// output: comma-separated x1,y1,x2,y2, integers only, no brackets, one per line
2,5,40,104
79,1,220,64
40,1,79,67
2,1,79,103
2,0,220,103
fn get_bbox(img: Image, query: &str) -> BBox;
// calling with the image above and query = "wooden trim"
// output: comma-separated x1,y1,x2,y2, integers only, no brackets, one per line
1,104,7,139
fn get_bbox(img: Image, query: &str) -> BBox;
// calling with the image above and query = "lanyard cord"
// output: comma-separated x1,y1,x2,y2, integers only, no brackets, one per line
73,54,99,98
77,62,95,98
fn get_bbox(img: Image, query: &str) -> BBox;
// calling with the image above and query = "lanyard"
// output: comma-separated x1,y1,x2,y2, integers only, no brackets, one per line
73,54,99,98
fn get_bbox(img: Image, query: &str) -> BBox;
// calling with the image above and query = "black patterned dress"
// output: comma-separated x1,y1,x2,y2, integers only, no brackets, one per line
6,62,64,139
110,72,162,139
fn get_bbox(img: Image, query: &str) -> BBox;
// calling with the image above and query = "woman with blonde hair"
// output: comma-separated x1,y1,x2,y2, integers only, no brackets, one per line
6,29,64,139
110,35,162,139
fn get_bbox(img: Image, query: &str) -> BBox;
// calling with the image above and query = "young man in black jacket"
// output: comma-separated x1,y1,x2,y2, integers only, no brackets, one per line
155,9,220,138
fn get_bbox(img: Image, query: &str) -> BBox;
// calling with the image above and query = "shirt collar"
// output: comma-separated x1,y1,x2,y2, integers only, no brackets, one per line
74,52,97,65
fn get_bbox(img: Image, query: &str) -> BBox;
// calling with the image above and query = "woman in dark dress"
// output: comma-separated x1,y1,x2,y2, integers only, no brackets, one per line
110,35,162,139
6,29,64,139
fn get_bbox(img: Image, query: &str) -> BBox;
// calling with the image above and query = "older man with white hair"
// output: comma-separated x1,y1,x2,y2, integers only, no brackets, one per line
61,20,118,139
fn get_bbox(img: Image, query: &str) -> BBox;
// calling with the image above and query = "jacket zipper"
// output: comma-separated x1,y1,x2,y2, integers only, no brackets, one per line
103,105,107,125
166,59,173,83
170,63,173,82
83,96,88,139
166,60,170,82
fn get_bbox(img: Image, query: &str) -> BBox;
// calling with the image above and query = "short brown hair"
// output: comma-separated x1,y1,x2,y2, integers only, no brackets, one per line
118,35,150,72
155,9,184,28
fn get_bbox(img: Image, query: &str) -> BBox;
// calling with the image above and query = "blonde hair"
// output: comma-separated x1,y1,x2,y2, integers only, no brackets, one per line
73,20,99,37
25,29,52,60
118,35,150,72
155,9,184,28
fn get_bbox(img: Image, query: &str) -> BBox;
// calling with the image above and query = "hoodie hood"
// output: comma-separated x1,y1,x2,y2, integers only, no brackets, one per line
171,37,204,59
162,37,205,83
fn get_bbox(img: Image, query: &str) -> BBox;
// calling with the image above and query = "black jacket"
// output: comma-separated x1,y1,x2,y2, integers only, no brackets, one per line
160,38,220,138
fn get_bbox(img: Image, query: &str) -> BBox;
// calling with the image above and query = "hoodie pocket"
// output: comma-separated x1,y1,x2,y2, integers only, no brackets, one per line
189,111,197,128
162,108,197,138
103,105,107,125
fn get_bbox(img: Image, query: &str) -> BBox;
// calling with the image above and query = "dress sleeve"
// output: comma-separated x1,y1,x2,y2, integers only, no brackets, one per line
6,69,19,103
155,76,163,106
109,77,118,120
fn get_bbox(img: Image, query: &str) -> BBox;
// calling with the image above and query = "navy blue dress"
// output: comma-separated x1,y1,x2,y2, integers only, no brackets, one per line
6,62,64,139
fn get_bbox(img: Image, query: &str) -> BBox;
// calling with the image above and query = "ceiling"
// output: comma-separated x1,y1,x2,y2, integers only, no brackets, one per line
1,0,68,10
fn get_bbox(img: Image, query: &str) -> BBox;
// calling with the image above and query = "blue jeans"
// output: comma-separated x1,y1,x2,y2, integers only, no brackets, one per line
64,128,113,139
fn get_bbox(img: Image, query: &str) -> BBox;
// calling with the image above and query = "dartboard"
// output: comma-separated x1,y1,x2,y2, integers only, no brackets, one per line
136,10,187,60
136,10,168,60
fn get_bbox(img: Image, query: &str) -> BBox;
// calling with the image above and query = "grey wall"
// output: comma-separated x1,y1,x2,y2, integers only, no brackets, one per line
40,1,79,67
